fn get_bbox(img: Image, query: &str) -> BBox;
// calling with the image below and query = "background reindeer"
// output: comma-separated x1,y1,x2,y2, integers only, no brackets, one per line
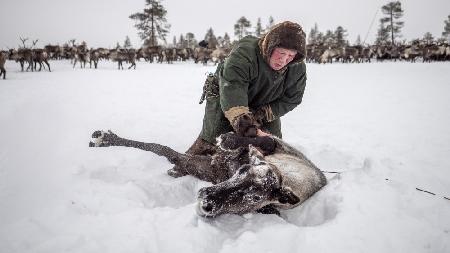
10,37,34,72
109,48,136,70
0,50,6,79
31,40,51,71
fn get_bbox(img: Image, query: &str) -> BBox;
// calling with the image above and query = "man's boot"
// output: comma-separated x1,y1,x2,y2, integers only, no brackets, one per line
167,136,216,178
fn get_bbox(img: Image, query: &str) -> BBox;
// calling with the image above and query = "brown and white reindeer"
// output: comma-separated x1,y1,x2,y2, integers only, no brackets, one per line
175,47,192,61
210,47,229,65
109,48,136,70
44,44,62,60
72,42,90,68
0,50,6,79
319,47,342,63
89,48,100,69
137,45,162,63
10,37,34,72
161,48,176,64
193,46,213,65
89,130,327,217
31,40,51,72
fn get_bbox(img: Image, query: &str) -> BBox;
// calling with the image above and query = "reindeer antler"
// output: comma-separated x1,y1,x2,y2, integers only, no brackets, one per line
32,39,39,49
19,37,29,48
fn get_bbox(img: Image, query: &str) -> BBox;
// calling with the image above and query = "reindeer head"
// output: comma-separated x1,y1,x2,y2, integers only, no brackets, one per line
196,146,300,217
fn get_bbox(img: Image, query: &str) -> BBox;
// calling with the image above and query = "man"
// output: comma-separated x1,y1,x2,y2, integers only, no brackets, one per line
168,21,307,177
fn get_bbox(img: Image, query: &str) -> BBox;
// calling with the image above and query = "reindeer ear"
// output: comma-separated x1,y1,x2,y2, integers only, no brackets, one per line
277,187,300,205
249,145,265,165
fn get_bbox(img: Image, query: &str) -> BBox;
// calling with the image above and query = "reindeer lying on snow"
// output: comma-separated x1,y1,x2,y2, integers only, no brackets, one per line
89,130,327,217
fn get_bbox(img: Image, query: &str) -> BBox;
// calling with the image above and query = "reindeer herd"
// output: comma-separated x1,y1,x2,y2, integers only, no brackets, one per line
1,38,449,80
307,42,450,63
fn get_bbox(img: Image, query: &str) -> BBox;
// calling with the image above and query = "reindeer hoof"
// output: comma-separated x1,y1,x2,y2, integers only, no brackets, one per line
89,130,110,147
92,130,103,138
167,166,188,178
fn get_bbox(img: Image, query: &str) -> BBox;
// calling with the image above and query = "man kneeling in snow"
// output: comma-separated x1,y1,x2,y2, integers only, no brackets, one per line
170,21,308,178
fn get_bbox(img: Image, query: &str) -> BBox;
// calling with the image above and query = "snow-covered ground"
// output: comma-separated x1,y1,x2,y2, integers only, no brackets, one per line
0,60,449,253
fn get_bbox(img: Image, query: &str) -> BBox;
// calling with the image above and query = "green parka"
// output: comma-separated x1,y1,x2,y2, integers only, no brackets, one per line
200,33,307,144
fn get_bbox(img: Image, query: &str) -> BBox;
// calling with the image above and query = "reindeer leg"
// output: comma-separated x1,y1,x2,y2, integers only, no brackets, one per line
256,204,280,216
89,130,184,162
45,60,51,72
89,130,221,183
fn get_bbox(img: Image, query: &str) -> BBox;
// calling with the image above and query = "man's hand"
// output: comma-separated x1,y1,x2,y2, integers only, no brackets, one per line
252,105,275,124
257,129,271,137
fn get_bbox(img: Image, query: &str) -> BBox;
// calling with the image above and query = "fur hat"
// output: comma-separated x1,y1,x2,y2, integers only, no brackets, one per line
258,21,306,64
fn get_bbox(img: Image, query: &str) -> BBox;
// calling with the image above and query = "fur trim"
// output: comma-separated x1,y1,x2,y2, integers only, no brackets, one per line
253,105,275,123
224,106,251,123
258,21,306,64
224,106,260,137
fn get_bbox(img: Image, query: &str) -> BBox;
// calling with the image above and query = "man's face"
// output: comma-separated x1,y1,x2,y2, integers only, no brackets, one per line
269,47,297,71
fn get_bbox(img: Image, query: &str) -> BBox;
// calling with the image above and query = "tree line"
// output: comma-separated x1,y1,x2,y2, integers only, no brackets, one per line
128,0,450,50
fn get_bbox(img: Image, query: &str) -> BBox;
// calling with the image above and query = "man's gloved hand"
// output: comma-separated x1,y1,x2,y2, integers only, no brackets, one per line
252,105,274,124
231,113,260,137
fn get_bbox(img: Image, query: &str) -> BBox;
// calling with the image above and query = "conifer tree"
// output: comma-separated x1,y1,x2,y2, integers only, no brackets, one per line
355,34,362,46
178,34,186,48
375,22,390,45
234,17,252,41
185,32,197,49
172,36,177,47
323,30,335,47
129,0,170,46
255,17,264,37
334,26,348,47
123,36,132,49
442,15,450,42
267,16,275,30
308,23,319,45
205,28,218,49
316,32,324,45
423,32,434,45
223,33,231,48
379,1,404,45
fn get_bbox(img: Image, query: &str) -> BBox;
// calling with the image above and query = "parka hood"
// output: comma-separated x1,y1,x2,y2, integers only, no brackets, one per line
258,21,306,65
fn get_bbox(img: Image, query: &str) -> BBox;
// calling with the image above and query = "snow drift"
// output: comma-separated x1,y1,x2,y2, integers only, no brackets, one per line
0,60,449,253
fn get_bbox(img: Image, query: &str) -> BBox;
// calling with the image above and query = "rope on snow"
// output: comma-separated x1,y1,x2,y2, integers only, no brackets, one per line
321,170,450,201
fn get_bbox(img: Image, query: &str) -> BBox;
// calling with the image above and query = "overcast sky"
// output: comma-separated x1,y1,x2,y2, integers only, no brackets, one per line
1,0,449,49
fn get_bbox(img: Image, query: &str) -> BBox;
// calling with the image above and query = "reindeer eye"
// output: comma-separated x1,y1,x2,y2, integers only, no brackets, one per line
253,195,262,202
238,165,251,175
